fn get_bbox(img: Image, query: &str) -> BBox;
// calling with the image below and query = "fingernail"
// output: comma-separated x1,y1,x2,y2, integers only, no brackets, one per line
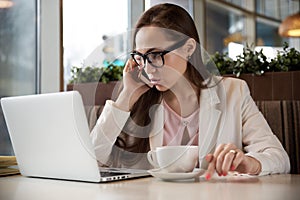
205,173,211,180
223,172,227,176
231,165,235,171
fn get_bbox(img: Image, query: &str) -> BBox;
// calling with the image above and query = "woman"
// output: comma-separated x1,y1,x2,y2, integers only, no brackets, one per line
90,3,290,180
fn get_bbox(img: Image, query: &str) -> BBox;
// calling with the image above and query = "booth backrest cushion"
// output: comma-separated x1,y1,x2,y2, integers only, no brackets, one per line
255,100,300,174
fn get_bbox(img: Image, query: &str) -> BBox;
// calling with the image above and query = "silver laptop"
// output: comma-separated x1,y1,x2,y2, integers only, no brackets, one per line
1,91,149,182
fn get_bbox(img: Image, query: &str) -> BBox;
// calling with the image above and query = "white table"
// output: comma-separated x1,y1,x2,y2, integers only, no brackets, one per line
1,174,300,200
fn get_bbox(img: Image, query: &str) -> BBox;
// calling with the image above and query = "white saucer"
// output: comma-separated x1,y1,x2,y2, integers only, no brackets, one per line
147,168,205,181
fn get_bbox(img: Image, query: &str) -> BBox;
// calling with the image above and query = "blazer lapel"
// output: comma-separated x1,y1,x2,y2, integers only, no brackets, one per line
198,86,222,168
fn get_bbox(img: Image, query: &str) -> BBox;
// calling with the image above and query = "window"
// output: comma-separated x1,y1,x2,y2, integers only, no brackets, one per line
223,0,248,9
63,0,128,88
256,18,288,46
0,1,37,96
145,0,193,14
256,0,294,20
205,1,246,54
203,0,299,57
0,0,38,155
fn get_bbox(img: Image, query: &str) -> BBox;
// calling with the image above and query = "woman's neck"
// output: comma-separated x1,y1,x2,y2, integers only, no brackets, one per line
163,76,199,117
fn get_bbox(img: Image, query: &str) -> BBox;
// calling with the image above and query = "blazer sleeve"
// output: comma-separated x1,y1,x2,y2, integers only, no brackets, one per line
90,100,130,165
239,81,290,175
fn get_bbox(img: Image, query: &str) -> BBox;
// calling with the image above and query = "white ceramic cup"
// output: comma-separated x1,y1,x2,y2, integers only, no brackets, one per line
147,145,199,173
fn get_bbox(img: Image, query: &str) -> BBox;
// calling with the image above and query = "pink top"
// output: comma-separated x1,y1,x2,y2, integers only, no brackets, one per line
162,100,199,146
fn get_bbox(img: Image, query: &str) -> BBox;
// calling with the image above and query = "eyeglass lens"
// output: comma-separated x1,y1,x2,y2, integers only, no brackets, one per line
132,52,164,68
131,38,188,68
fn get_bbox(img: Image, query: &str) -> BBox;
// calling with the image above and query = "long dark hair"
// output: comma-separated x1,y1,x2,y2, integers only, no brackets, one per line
111,3,207,166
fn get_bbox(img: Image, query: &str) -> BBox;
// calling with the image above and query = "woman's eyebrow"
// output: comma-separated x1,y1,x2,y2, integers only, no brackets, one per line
134,47,164,54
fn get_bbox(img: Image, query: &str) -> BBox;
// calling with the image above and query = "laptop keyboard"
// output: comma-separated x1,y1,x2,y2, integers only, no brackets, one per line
100,171,130,177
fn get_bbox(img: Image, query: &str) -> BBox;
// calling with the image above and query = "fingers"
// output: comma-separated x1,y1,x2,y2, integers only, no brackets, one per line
123,59,141,84
216,144,237,175
205,143,244,180
221,149,241,175
230,149,244,171
124,58,138,73
204,144,225,180
214,144,229,175
204,154,214,180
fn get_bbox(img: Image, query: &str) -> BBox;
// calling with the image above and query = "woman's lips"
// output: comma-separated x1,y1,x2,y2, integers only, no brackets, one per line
150,78,160,84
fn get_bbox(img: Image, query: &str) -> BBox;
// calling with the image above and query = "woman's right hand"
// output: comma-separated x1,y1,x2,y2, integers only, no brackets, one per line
204,143,262,180
113,59,151,111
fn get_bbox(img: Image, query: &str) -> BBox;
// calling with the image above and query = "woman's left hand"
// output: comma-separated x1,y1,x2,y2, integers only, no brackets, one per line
204,143,261,180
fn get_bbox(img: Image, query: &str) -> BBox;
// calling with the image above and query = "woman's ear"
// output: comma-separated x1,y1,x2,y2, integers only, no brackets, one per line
184,38,196,58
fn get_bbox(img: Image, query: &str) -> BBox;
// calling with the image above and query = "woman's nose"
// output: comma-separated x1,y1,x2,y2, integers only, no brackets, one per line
144,60,156,74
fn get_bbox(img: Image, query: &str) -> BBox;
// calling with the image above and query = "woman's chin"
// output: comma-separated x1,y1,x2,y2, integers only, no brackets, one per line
154,84,169,92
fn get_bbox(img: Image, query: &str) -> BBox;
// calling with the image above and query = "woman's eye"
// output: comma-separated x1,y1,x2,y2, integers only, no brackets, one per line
134,55,142,62
149,53,160,60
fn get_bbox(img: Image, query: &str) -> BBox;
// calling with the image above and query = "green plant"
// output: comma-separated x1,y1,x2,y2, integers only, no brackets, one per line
232,44,269,77
69,64,124,84
211,42,300,77
269,42,300,72
210,51,235,75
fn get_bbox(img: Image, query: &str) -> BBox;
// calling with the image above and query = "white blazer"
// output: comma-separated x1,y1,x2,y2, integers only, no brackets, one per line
90,77,290,175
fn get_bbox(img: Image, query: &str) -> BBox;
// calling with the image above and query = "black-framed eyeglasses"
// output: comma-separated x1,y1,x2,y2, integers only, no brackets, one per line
130,38,188,68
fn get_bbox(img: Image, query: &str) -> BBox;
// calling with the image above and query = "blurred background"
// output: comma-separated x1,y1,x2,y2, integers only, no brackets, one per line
0,0,299,156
